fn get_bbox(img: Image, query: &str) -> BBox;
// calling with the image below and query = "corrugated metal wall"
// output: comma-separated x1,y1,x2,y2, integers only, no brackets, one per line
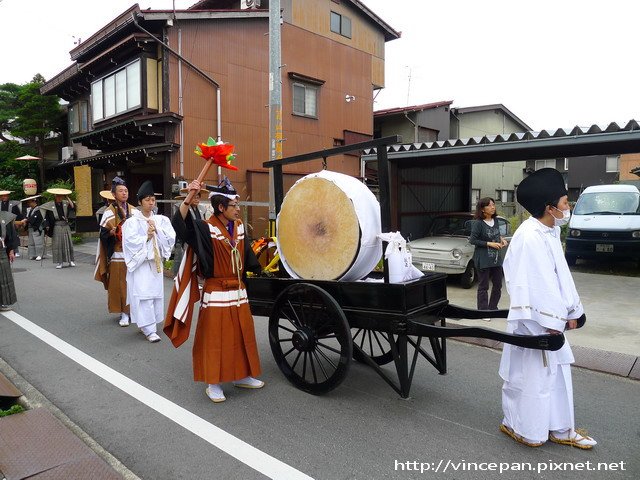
398,164,470,239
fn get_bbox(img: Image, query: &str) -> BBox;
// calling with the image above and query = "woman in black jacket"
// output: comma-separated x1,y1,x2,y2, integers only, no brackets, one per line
469,197,508,319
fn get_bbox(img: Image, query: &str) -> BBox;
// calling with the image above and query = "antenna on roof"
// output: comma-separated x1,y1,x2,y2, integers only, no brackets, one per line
405,66,412,106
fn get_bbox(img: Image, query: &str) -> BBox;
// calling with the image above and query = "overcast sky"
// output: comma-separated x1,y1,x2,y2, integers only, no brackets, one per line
1,0,638,132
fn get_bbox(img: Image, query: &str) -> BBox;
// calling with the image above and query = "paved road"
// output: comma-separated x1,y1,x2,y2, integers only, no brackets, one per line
1,256,638,479
446,270,640,357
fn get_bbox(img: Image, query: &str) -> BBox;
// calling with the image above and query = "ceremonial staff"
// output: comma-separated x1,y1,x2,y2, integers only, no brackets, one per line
184,137,236,204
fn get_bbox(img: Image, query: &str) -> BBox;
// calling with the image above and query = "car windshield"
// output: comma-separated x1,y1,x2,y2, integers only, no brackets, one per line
428,216,471,236
573,192,640,215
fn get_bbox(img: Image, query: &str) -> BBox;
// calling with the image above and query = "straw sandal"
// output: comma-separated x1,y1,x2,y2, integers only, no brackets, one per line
500,424,543,447
549,428,597,450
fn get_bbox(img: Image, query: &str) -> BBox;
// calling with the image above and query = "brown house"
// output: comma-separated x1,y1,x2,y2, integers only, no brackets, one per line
41,0,399,233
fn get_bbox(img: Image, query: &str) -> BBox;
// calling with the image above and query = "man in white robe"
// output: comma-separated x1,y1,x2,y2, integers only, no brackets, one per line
122,181,176,343
499,168,597,449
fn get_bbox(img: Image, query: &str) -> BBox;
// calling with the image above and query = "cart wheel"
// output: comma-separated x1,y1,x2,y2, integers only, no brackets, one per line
351,328,394,366
269,283,352,395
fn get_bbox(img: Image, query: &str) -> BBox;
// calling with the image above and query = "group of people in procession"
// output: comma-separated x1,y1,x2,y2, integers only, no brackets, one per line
92,175,263,402
0,166,596,447
0,187,77,310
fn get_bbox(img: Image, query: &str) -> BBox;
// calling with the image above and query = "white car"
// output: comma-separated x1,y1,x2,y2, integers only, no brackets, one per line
408,213,511,288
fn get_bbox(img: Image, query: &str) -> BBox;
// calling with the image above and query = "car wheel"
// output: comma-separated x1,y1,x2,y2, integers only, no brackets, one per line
460,262,476,289
565,254,577,266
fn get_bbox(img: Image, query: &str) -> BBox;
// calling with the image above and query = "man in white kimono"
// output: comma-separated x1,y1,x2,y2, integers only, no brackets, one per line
122,181,175,343
499,168,597,449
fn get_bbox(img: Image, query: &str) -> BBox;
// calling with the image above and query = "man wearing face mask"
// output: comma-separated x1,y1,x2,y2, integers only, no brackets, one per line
498,168,597,450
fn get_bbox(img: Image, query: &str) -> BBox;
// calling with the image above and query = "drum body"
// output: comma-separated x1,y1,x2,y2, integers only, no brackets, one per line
276,170,382,281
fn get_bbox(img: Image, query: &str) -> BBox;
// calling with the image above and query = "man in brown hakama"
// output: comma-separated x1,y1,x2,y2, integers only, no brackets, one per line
164,178,263,403
94,178,137,327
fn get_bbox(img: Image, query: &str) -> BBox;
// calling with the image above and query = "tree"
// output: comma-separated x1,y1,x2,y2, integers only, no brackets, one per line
0,82,21,143
11,74,65,160
0,74,65,187
0,142,39,200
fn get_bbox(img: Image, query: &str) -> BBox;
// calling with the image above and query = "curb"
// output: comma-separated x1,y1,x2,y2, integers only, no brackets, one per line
448,325,640,380
0,357,140,480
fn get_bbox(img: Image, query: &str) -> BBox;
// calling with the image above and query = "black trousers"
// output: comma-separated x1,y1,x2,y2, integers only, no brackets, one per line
477,266,503,310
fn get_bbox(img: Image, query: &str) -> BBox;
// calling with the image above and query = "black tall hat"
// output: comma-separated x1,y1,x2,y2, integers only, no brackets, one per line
206,177,238,200
111,176,126,193
516,168,567,216
136,180,155,202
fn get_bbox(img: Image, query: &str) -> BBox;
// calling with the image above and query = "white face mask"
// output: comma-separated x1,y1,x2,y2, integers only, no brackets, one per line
552,206,571,226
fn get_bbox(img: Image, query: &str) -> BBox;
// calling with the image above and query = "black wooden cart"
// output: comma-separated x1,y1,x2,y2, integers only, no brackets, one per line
245,136,564,398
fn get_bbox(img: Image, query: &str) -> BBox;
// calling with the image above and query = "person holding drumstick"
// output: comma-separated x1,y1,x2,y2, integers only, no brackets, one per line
165,177,263,403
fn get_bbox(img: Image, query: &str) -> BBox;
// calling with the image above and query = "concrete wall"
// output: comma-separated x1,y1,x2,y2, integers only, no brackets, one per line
374,105,451,143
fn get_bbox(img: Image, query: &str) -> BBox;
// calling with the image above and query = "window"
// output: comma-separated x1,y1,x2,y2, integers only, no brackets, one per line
91,82,103,121
496,190,514,203
68,101,88,135
91,59,142,122
605,156,620,173
535,159,556,170
330,11,352,38
471,189,481,209
293,82,318,118
330,11,341,33
103,76,115,118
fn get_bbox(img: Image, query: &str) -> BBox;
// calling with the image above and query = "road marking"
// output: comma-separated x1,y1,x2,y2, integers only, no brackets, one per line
3,310,313,480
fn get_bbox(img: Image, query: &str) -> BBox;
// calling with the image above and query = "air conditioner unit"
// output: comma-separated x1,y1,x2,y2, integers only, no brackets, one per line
61,146,74,161
240,0,261,9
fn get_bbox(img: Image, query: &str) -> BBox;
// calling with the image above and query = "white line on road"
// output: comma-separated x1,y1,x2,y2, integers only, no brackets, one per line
3,310,314,480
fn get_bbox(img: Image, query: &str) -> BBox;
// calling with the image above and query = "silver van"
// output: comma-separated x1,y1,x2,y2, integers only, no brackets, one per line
565,184,640,265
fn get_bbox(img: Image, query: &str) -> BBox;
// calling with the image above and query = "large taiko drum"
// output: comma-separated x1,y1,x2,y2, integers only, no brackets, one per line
276,170,382,281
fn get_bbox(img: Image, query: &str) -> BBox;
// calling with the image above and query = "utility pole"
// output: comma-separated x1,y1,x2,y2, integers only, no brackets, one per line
268,0,282,236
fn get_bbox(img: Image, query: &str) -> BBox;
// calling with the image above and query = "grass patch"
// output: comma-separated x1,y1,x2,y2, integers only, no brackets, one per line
0,404,25,417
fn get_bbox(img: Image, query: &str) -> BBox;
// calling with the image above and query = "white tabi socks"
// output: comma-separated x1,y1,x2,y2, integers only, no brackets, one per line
119,312,130,327
206,384,226,403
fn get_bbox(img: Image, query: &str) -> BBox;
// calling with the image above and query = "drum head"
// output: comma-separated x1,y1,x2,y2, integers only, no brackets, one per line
278,177,360,280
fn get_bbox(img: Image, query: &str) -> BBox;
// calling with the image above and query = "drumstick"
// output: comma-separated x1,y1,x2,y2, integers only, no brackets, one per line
184,161,213,205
